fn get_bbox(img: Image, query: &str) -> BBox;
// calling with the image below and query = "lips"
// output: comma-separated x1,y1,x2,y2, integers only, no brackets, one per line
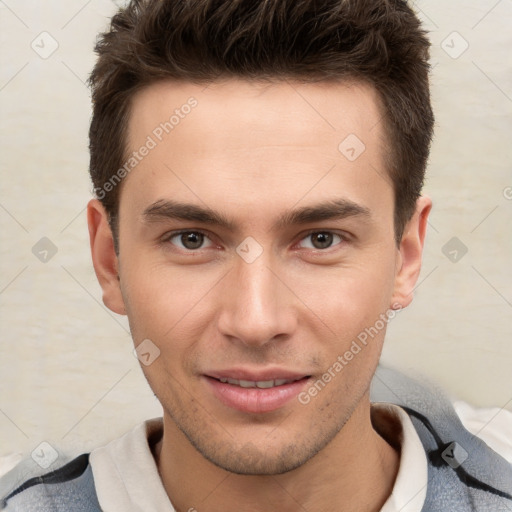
204,369,311,413
217,377,304,388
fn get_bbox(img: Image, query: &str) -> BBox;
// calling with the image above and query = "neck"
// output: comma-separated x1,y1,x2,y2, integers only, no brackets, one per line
154,397,400,512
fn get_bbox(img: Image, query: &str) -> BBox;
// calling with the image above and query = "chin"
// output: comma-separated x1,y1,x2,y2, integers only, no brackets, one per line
198,441,312,476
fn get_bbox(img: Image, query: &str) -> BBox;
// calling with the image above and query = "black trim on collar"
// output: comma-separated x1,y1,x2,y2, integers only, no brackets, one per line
401,406,512,502
2,453,90,505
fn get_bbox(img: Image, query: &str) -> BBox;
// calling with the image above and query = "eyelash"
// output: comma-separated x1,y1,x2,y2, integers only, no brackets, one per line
161,229,349,252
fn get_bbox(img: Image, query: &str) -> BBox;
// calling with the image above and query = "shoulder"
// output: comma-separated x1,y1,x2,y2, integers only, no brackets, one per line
453,400,512,464
371,365,512,509
0,452,101,511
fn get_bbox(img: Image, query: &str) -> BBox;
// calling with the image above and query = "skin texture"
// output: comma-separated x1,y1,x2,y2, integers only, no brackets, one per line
88,79,431,512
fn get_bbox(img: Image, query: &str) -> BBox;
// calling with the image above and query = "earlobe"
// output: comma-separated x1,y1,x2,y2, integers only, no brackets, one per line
87,199,126,315
390,196,432,309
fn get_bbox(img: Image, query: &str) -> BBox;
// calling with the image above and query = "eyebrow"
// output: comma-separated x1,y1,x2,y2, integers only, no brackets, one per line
142,198,371,231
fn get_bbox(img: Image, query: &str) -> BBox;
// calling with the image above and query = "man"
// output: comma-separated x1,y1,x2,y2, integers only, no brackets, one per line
1,0,511,510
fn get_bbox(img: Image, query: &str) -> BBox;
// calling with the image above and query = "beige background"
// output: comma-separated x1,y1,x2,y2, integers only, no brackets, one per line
0,0,511,459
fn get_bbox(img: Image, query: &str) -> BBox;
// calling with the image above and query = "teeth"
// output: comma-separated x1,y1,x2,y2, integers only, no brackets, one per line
239,380,256,388
217,377,300,388
255,380,275,389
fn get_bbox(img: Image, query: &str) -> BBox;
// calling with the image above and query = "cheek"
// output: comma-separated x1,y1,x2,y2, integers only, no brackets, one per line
120,261,218,343
290,255,396,337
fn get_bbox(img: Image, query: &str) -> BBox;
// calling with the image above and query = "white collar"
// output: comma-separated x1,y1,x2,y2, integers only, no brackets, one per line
375,403,428,512
90,404,427,512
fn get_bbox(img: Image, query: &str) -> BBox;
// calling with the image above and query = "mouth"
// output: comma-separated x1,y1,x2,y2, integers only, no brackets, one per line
215,376,305,388
204,371,311,414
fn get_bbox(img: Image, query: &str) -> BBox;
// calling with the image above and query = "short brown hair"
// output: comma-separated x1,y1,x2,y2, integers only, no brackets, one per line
88,0,434,249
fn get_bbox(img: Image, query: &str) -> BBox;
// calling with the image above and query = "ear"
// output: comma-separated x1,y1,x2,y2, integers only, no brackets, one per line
390,196,432,309
87,199,126,315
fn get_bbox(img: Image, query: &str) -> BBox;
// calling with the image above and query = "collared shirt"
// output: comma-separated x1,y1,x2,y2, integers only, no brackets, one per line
89,403,428,512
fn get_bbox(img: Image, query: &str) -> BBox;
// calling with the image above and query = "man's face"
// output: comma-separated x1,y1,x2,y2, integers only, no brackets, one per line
98,79,417,474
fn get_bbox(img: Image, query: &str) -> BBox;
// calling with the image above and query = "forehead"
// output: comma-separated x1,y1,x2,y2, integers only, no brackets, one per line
127,78,386,149
120,78,393,226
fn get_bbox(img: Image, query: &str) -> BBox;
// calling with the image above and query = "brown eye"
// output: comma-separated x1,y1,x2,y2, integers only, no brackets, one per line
181,232,204,249
311,232,333,249
298,232,343,250
168,231,212,250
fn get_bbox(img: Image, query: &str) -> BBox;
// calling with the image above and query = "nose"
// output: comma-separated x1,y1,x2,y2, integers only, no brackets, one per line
217,252,297,348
